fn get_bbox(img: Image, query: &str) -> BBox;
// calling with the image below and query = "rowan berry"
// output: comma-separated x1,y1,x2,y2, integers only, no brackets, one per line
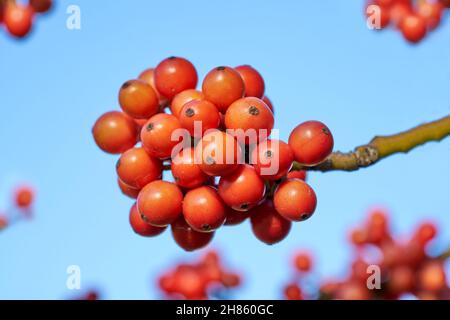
4,3,34,38
170,89,204,118
129,203,166,237
171,147,208,189
118,178,140,199
171,216,214,251
400,14,427,43
251,139,294,180
250,200,291,245
273,179,317,221
179,99,221,137
118,79,159,119
235,65,265,98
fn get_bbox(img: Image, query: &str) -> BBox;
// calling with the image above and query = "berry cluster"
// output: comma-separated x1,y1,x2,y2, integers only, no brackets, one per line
158,250,241,300
0,184,35,231
93,56,333,251
0,0,52,39
366,0,449,43
283,209,449,300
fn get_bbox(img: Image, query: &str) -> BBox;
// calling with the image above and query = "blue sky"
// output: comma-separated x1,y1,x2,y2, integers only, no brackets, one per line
0,0,449,299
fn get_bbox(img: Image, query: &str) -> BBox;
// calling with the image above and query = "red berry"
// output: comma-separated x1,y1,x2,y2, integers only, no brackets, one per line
251,139,294,180
218,165,265,211
170,89,204,118
118,178,140,199
202,66,245,113
400,14,427,44
235,65,265,98
288,120,334,165
171,147,208,189
418,261,447,292
92,111,138,154
116,147,162,189
262,96,274,113
284,283,303,300
413,222,437,245
0,215,8,230
417,0,444,30
224,207,250,226
194,130,243,176
389,1,412,28
129,203,166,236
138,68,169,108
15,186,34,209
179,99,221,137
294,251,313,272
273,179,317,221
154,57,198,100
137,180,183,227
286,170,307,181
171,217,214,251
4,3,34,38
140,113,183,159
118,80,159,119
29,0,52,13
182,186,226,232
250,200,291,245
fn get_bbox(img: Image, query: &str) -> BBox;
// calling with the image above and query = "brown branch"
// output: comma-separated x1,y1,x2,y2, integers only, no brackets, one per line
438,247,450,260
292,114,450,172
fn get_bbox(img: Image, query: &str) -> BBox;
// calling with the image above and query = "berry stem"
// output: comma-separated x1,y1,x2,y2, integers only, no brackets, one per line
293,114,450,172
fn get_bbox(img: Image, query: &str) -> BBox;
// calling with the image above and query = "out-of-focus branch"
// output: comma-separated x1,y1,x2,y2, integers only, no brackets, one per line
293,114,450,172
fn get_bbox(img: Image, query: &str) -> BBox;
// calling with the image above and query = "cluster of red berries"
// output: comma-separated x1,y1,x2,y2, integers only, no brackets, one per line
0,185,35,231
158,250,241,300
284,209,449,300
366,0,449,43
93,56,333,251
0,0,52,39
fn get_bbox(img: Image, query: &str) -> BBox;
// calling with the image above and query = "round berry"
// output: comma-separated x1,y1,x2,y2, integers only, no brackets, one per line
129,203,166,237
262,96,274,113
116,147,162,189
250,200,291,245
154,56,198,100
15,186,34,209
294,251,313,272
417,0,444,30
4,3,34,38
288,120,334,165
29,0,52,13
218,165,265,211
400,14,427,44
171,147,208,189
118,178,140,199
179,99,220,138
92,111,138,154
140,113,183,159
171,217,214,251
286,170,307,181
138,68,168,108
170,89,204,118
235,65,265,98
274,179,317,221
251,139,294,180
182,186,226,232
225,97,274,145
137,180,183,227
202,66,245,113
224,207,250,226
118,80,159,119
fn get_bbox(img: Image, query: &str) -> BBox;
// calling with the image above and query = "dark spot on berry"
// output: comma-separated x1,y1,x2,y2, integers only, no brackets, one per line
300,214,310,221
205,156,216,165
146,123,154,131
240,203,249,210
168,56,176,60
265,150,273,159
249,106,260,116
216,66,226,71
140,213,149,223
201,224,211,231
121,81,132,90
322,127,330,135
116,160,121,170
174,176,180,182
185,108,195,117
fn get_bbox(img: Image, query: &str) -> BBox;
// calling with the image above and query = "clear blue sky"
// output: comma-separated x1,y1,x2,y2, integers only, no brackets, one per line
1,0,449,299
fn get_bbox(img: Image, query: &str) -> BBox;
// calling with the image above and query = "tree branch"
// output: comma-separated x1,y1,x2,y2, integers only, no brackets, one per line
292,114,450,172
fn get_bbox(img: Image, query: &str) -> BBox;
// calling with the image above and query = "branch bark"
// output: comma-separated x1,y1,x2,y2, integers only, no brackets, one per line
292,114,450,172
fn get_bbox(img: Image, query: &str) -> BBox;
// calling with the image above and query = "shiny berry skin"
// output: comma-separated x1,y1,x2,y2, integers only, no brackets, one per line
4,3,34,38
140,113,183,159
29,0,52,13
413,222,437,245
171,217,214,251
171,147,208,189
15,186,34,209
179,99,221,138
116,147,162,189
224,207,250,226
251,139,294,180
400,14,427,44
418,261,447,292
294,251,313,272
286,170,307,181
284,283,303,300
389,1,412,28
262,96,274,113
137,180,183,227
118,80,159,119
250,200,291,245
182,186,226,232
225,97,274,145
129,203,166,236
138,68,168,108
118,178,140,199
170,89,204,118
202,66,245,113
417,0,443,30
235,65,265,98
92,111,138,154
154,57,198,100
218,165,265,211
274,179,317,221
288,120,334,165
194,130,243,177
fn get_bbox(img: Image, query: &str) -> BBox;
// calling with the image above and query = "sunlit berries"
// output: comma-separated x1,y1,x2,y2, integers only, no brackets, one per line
93,56,333,250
